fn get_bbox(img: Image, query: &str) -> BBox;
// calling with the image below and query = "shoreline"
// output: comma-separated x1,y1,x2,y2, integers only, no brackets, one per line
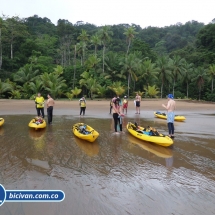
0,99,214,118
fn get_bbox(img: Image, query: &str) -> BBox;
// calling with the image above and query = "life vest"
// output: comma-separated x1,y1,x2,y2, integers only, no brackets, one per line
123,99,127,104
35,96,45,108
80,100,86,107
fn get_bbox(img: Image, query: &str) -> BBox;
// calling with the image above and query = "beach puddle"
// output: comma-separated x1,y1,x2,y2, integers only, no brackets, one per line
0,115,215,215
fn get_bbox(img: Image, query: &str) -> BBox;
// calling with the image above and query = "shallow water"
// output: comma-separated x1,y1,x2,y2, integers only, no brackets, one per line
0,114,215,215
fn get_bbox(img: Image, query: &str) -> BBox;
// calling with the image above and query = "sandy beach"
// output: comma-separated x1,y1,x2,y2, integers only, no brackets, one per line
1,98,215,215
0,99,214,117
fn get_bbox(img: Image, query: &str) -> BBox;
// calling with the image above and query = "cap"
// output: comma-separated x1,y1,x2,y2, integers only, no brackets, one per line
167,94,174,99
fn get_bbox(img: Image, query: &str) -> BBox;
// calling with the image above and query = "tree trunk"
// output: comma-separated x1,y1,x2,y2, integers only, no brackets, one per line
127,73,130,97
11,42,13,59
212,79,214,93
102,45,105,73
160,82,163,98
95,45,97,56
82,48,85,64
187,82,189,98
173,79,175,96
199,86,201,101
73,45,76,89
64,48,66,67
126,39,131,55
68,46,70,66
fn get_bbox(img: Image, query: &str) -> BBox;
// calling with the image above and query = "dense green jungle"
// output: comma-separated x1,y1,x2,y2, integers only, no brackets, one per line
0,15,215,101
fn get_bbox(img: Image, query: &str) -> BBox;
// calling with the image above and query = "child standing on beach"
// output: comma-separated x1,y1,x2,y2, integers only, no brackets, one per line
79,97,86,116
122,96,128,114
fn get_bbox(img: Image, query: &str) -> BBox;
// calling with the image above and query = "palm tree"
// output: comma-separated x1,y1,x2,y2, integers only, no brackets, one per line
169,55,185,96
191,67,207,100
123,26,138,55
139,59,158,86
13,66,39,84
0,79,12,98
40,72,67,98
71,87,82,98
104,52,125,81
77,30,89,64
65,92,74,100
54,65,64,75
120,52,142,97
0,17,7,70
99,26,113,73
73,44,77,89
207,64,215,93
9,90,22,99
90,34,101,55
83,78,99,99
85,55,101,70
29,79,43,94
156,56,172,98
182,61,194,98
20,82,31,99
97,85,107,98
79,71,92,87
108,81,126,96
144,85,160,98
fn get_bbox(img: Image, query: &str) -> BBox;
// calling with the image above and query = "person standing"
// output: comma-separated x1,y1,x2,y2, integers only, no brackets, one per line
135,93,141,114
162,94,176,138
79,97,86,116
122,96,128,114
35,93,45,118
47,94,55,125
112,98,123,134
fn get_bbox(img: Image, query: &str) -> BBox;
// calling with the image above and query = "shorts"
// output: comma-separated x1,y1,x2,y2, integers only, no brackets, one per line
167,112,175,123
136,101,140,107
123,103,128,109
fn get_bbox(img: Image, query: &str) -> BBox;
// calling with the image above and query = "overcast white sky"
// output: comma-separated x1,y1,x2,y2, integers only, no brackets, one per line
1,0,215,28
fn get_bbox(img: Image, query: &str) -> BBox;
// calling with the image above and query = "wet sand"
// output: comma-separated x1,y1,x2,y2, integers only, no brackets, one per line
0,99,214,117
1,99,215,215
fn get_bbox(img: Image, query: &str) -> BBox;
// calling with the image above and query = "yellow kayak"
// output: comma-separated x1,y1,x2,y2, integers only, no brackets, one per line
28,118,46,130
128,135,173,158
72,123,99,142
154,111,186,122
0,118,4,127
126,122,173,147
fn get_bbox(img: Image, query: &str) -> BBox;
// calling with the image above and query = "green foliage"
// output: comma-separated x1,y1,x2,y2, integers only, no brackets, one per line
97,85,107,98
133,91,144,97
71,87,82,98
0,79,12,98
9,90,21,99
144,85,160,98
65,92,74,100
108,81,125,96
0,15,214,101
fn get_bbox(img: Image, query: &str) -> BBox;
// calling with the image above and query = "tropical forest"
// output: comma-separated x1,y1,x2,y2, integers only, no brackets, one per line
0,15,215,101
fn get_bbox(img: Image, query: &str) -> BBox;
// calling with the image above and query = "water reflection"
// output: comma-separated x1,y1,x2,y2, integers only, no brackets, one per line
127,134,173,159
0,115,215,215
74,137,99,157
29,128,46,141
0,127,4,136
